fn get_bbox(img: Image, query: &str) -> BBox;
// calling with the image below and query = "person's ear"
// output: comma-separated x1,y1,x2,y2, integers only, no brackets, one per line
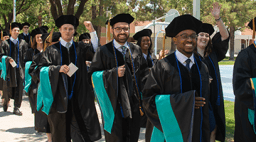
173,37,177,45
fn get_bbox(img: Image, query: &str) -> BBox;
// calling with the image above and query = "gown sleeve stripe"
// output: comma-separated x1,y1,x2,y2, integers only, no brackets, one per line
92,71,115,134
37,66,54,115
1,56,8,80
24,61,33,93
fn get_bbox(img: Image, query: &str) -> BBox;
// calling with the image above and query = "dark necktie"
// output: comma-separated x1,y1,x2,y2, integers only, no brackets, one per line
186,59,191,72
121,46,126,61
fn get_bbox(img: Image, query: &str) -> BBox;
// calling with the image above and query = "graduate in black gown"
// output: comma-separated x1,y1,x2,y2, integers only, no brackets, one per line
1,22,28,115
19,22,31,44
25,26,48,112
194,4,229,141
133,29,157,128
89,13,144,142
37,15,101,142
233,17,256,142
0,30,10,105
142,14,211,142
24,26,52,140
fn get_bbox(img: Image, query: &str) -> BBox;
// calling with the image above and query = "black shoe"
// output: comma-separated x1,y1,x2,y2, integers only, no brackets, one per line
3,104,7,112
13,107,22,116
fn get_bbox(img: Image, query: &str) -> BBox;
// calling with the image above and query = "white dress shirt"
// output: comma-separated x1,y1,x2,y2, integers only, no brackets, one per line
113,39,129,55
10,37,18,45
60,37,73,51
23,33,29,36
90,31,98,52
175,49,194,69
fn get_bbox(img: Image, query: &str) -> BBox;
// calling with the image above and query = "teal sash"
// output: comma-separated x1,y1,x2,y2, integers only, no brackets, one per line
249,78,256,134
1,56,7,80
37,67,54,115
151,95,184,142
24,61,33,93
0,62,2,70
92,71,115,134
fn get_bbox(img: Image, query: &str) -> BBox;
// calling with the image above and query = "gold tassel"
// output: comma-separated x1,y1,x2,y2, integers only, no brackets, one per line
253,18,255,40
107,20,111,41
250,78,255,90
139,106,144,116
161,34,166,59
44,28,54,51
1,31,3,41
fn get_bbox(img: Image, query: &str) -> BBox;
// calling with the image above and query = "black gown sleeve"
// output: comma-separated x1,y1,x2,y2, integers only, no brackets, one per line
233,49,254,109
212,32,230,62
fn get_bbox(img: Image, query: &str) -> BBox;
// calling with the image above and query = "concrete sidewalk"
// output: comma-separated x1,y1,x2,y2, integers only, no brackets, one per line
0,96,145,142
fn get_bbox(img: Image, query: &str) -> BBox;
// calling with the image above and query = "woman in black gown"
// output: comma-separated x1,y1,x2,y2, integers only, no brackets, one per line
194,2,229,142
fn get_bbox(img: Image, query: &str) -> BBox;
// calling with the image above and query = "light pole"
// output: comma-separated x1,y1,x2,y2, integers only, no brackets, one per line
193,0,200,20
13,0,16,22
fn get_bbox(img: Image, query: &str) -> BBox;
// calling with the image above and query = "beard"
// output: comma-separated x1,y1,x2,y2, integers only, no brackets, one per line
113,33,129,44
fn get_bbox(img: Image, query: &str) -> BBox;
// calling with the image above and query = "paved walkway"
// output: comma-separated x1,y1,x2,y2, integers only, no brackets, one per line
0,96,145,142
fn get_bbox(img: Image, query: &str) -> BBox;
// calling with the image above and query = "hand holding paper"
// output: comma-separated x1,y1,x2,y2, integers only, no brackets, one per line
67,62,78,77
9,58,17,68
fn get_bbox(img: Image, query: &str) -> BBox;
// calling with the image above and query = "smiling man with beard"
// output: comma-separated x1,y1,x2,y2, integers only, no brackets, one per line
142,14,211,142
89,13,144,142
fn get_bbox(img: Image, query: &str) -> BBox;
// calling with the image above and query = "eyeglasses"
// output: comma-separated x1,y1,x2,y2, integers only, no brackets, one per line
114,27,129,33
176,34,197,40
23,27,29,29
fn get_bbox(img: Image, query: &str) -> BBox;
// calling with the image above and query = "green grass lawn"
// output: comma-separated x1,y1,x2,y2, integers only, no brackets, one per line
224,100,235,142
218,57,235,65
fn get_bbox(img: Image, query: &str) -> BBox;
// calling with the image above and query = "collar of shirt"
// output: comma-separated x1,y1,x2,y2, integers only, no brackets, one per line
143,53,147,60
23,33,29,36
10,37,18,44
60,37,73,49
113,39,129,53
175,49,195,68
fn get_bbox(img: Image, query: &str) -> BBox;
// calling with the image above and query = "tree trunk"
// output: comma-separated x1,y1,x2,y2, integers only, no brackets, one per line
75,0,88,19
229,26,235,60
38,15,42,27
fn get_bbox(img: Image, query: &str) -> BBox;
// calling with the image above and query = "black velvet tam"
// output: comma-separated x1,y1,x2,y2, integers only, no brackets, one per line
133,29,152,40
248,17,256,30
105,13,134,26
199,23,214,36
165,14,202,37
55,15,79,28
79,33,91,41
11,22,22,30
31,26,48,38
22,22,30,27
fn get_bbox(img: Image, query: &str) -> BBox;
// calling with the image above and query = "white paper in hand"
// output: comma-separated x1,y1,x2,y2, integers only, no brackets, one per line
10,60,17,68
67,62,78,77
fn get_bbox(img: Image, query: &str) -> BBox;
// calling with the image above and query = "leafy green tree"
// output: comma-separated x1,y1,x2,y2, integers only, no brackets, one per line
0,0,41,31
200,0,256,60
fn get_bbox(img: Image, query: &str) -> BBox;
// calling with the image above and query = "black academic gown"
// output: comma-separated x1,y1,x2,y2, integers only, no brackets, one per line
139,53,157,128
19,33,31,45
0,39,28,108
143,53,210,142
24,48,51,133
233,44,256,142
88,41,143,142
38,42,101,142
196,32,229,142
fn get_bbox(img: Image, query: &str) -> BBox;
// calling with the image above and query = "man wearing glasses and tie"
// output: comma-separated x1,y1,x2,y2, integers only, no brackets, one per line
89,13,145,142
